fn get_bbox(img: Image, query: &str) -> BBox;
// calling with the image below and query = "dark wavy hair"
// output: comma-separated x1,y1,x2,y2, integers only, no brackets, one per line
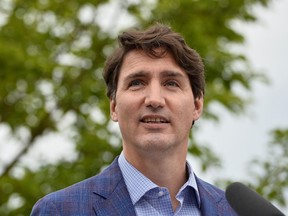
103,23,205,100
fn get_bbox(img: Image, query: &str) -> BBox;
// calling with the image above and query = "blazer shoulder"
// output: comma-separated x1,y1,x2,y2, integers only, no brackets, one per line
31,157,126,215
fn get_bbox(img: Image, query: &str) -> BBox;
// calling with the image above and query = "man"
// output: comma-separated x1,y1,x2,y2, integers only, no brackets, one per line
31,23,237,215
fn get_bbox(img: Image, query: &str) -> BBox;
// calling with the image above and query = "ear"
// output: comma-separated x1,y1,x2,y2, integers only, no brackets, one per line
110,99,118,122
193,96,203,121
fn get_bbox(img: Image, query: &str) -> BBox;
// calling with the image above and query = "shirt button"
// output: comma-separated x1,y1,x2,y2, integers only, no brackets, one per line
158,191,165,197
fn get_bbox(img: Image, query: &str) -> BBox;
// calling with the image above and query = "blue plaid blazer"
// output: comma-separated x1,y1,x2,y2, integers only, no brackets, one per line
30,157,237,216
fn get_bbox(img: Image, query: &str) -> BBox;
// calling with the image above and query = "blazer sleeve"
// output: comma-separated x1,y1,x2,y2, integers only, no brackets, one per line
30,197,61,216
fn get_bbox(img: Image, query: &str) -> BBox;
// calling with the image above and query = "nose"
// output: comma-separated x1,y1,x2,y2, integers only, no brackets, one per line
144,83,165,109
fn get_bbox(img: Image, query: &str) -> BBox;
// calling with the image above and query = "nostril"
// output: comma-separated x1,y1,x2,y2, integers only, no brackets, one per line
144,96,165,108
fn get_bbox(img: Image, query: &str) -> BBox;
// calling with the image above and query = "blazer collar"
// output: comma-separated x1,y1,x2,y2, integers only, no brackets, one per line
92,157,136,215
196,177,229,216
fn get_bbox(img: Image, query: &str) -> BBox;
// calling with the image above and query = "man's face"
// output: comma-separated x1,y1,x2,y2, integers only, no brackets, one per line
110,49,203,157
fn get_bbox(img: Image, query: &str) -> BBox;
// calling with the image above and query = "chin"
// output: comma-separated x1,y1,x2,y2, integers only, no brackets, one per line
139,138,175,152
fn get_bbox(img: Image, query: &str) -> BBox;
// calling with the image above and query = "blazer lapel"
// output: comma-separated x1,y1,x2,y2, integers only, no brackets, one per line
92,157,136,216
196,177,224,216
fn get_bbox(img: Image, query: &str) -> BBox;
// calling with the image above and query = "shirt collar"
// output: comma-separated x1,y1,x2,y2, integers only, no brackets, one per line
180,160,201,207
118,152,158,204
118,152,201,207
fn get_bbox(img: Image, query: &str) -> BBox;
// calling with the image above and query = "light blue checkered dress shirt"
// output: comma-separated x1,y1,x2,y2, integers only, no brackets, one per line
118,152,201,216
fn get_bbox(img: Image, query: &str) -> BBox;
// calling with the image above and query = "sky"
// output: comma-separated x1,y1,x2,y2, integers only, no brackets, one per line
0,0,287,212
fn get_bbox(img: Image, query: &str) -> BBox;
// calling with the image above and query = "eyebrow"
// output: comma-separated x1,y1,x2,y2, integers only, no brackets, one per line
124,71,148,81
124,70,186,81
160,70,186,79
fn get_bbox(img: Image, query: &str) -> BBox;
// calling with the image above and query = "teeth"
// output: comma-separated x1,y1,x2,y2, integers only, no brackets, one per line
142,117,167,123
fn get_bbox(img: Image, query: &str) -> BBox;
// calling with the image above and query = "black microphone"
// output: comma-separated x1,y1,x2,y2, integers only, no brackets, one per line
225,182,285,216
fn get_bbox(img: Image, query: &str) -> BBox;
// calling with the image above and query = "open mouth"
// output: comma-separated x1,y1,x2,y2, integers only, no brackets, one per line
140,117,169,123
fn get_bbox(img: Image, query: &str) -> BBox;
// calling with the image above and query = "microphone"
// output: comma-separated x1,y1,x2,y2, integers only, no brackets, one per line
225,182,285,216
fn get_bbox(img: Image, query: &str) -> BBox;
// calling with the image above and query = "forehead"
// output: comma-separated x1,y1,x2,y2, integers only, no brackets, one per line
118,49,188,80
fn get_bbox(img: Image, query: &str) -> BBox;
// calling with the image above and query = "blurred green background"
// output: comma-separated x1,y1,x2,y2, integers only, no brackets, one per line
0,0,287,215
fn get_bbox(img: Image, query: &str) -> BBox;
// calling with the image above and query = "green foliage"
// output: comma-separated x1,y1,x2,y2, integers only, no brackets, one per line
249,129,288,207
2,0,286,215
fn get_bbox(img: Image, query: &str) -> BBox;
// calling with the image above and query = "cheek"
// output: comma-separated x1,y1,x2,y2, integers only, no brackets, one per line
176,102,195,125
179,110,193,125
115,98,137,120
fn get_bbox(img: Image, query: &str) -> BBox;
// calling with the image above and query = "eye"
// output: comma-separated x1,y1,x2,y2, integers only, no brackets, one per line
128,79,144,88
165,80,179,87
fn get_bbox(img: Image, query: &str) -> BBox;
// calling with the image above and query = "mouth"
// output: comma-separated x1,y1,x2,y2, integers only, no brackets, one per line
140,116,169,124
